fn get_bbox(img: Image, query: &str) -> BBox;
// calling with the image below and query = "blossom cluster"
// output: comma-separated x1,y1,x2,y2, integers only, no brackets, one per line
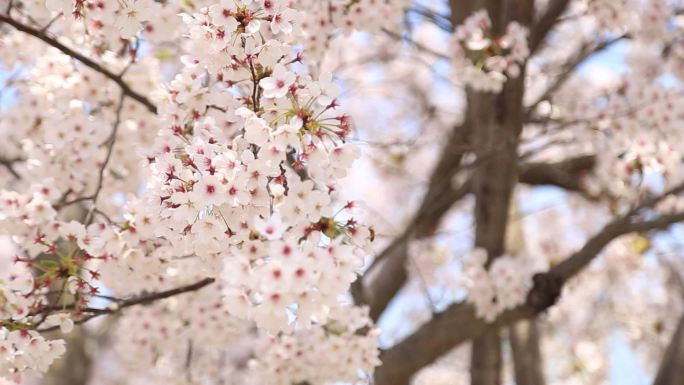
588,0,671,41
103,0,379,336
451,10,530,92
108,284,250,385
587,0,639,33
105,289,379,385
250,306,380,385
0,329,65,382
28,0,410,62
44,0,161,38
0,187,99,379
576,81,684,204
462,248,535,322
0,254,67,380
0,0,394,381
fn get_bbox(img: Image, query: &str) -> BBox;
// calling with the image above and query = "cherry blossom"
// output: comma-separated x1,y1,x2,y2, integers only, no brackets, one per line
2,1,684,385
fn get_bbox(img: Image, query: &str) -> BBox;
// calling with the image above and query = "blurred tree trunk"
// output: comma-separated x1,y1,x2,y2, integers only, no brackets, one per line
653,312,684,385
448,0,534,383
471,332,503,385
42,329,92,385
510,320,545,385
506,192,546,385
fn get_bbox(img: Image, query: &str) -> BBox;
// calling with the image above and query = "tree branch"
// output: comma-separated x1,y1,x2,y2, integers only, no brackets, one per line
355,154,595,322
0,156,22,179
352,120,472,320
518,155,596,192
529,0,571,54
0,13,158,114
37,277,216,332
374,208,684,385
526,35,627,114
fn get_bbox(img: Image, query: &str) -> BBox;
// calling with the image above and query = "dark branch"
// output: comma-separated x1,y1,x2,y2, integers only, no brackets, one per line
37,277,216,332
354,155,595,322
375,207,684,385
518,155,596,192
529,0,571,54
0,13,158,114
0,156,22,179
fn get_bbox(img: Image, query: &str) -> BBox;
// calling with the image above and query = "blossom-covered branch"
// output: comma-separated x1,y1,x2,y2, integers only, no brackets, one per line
36,277,216,333
354,153,596,321
0,12,157,114
375,203,684,385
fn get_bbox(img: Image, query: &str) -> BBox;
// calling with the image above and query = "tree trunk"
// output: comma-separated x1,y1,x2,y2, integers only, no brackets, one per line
507,192,546,385
42,329,92,385
510,320,545,385
471,331,503,385
454,1,534,384
653,313,684,385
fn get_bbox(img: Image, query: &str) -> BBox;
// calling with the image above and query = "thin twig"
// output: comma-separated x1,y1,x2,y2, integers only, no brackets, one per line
37,277,216,332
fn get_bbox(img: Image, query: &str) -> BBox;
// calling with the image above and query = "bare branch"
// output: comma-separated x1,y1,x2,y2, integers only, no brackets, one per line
406,5,452,31
382,28,449,60
0,13,158,114
518,155,596,193
352,120,472,320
